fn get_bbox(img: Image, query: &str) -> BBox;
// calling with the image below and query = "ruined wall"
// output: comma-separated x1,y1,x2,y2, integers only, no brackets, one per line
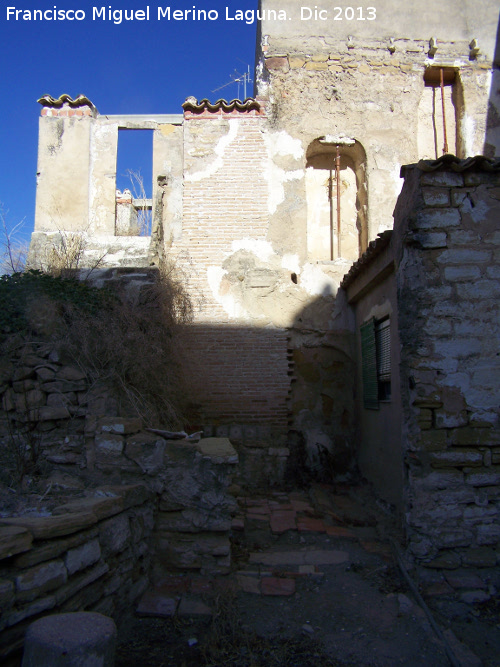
341,237,404,511
31,96,183,270
0,483,154,663
393,158,500,567
256,0,499,242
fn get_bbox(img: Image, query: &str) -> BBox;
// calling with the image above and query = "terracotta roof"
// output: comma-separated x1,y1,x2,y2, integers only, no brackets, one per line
340,230,393,290
37,94,96,109
182,97,261,113
401,154,500,177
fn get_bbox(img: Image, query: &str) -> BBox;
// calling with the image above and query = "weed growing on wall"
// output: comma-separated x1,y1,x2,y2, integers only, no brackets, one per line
0,267,193,435
62,266,193,426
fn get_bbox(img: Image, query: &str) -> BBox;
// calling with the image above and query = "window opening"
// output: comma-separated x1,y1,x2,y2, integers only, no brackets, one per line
418,68,463,159
306,138,367,262
360,317,391,409
115,129,153,236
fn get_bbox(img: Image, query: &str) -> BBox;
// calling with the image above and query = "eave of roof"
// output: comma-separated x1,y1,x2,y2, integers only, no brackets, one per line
340,230,393,291
182,97,261,113
401,154,500,177
37,94,96,109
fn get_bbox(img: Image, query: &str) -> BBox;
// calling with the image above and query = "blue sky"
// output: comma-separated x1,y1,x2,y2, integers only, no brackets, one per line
0,0,258,241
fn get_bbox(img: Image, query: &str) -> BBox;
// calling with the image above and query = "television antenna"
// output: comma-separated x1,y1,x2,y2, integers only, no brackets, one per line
212,64,253,100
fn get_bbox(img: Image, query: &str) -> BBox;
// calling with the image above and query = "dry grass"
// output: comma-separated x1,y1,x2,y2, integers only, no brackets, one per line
61,264,193,427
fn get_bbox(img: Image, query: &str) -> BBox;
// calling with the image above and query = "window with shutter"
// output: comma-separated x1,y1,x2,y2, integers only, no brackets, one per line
375,318,391,401
361,317,391,409
361,319,378,409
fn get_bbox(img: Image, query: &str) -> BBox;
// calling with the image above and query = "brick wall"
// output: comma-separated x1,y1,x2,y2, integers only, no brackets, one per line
395,158,500,567
170,106,291,434
183,325,290,430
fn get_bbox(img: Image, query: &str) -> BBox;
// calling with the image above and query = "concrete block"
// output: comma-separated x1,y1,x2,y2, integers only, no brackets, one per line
22,612,116,667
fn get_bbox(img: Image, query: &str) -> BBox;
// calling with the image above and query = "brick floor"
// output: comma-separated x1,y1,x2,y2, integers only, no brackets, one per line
270,510,297,534
261,577,296,596
296,517,326,533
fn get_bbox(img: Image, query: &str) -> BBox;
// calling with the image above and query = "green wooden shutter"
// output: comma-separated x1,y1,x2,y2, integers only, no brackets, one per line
361,318,378,409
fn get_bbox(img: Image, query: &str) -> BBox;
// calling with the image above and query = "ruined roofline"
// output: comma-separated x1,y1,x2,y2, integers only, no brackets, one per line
38,93,96,109
182,96,262,113
340,230,393,292
401,154,500,176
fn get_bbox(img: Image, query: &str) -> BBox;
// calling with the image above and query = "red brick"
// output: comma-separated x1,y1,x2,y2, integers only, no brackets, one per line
261,577,295,596
297,517,326,533
326,525,357,539
270,510,297,534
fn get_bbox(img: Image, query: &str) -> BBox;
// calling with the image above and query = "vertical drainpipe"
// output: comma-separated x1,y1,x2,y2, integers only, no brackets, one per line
336,145,341,258
440,68,449,154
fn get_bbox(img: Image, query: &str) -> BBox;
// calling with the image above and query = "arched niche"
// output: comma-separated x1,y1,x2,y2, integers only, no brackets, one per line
417,67,465,159
305,138,367,263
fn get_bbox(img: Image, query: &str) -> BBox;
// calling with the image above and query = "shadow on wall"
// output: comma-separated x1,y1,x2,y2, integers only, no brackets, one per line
484,11,500,156
180,285,357,486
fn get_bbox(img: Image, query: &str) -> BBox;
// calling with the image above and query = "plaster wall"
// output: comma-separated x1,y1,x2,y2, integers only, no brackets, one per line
393,161,500,566
256,0,500,263
349,264,403,511
34,115,92,233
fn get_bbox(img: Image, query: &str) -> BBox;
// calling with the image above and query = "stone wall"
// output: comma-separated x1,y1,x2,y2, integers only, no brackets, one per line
394,158,500,567
0,324,239,660
0,483,154,663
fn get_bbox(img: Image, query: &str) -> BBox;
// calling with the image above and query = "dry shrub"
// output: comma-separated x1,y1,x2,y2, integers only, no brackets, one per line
62,265,193,427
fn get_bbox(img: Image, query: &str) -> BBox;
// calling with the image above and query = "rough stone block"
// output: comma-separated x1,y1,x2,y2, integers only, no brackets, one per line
98,417,143,435
6,595,56,628
457,280,500,299
450,427,500,447
465,469,500,487
15,389,46,411
0,526,33,560
437,248,491,264
136,590,178,617
422,187,450,207
476,523,500,545
265,57,289,72
462,547,498,567
430,450,483,468
56,366,87,382
16,559,67,598
95,433,124,457
21,612,117,667
444,265,481,282
55,562,109,606
178,596,212,616
0,512,98,540
289,56,305,69
196,437,238,464
261,577,295,596
53,496,124,521
421,172,464,187
415,208,460,229
0,578,15,607
125,433,165,474
99,514,131,555
14,528,100,569
270,511,296,534
103,484,153,509
415,232,447,248
64,538,101,575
